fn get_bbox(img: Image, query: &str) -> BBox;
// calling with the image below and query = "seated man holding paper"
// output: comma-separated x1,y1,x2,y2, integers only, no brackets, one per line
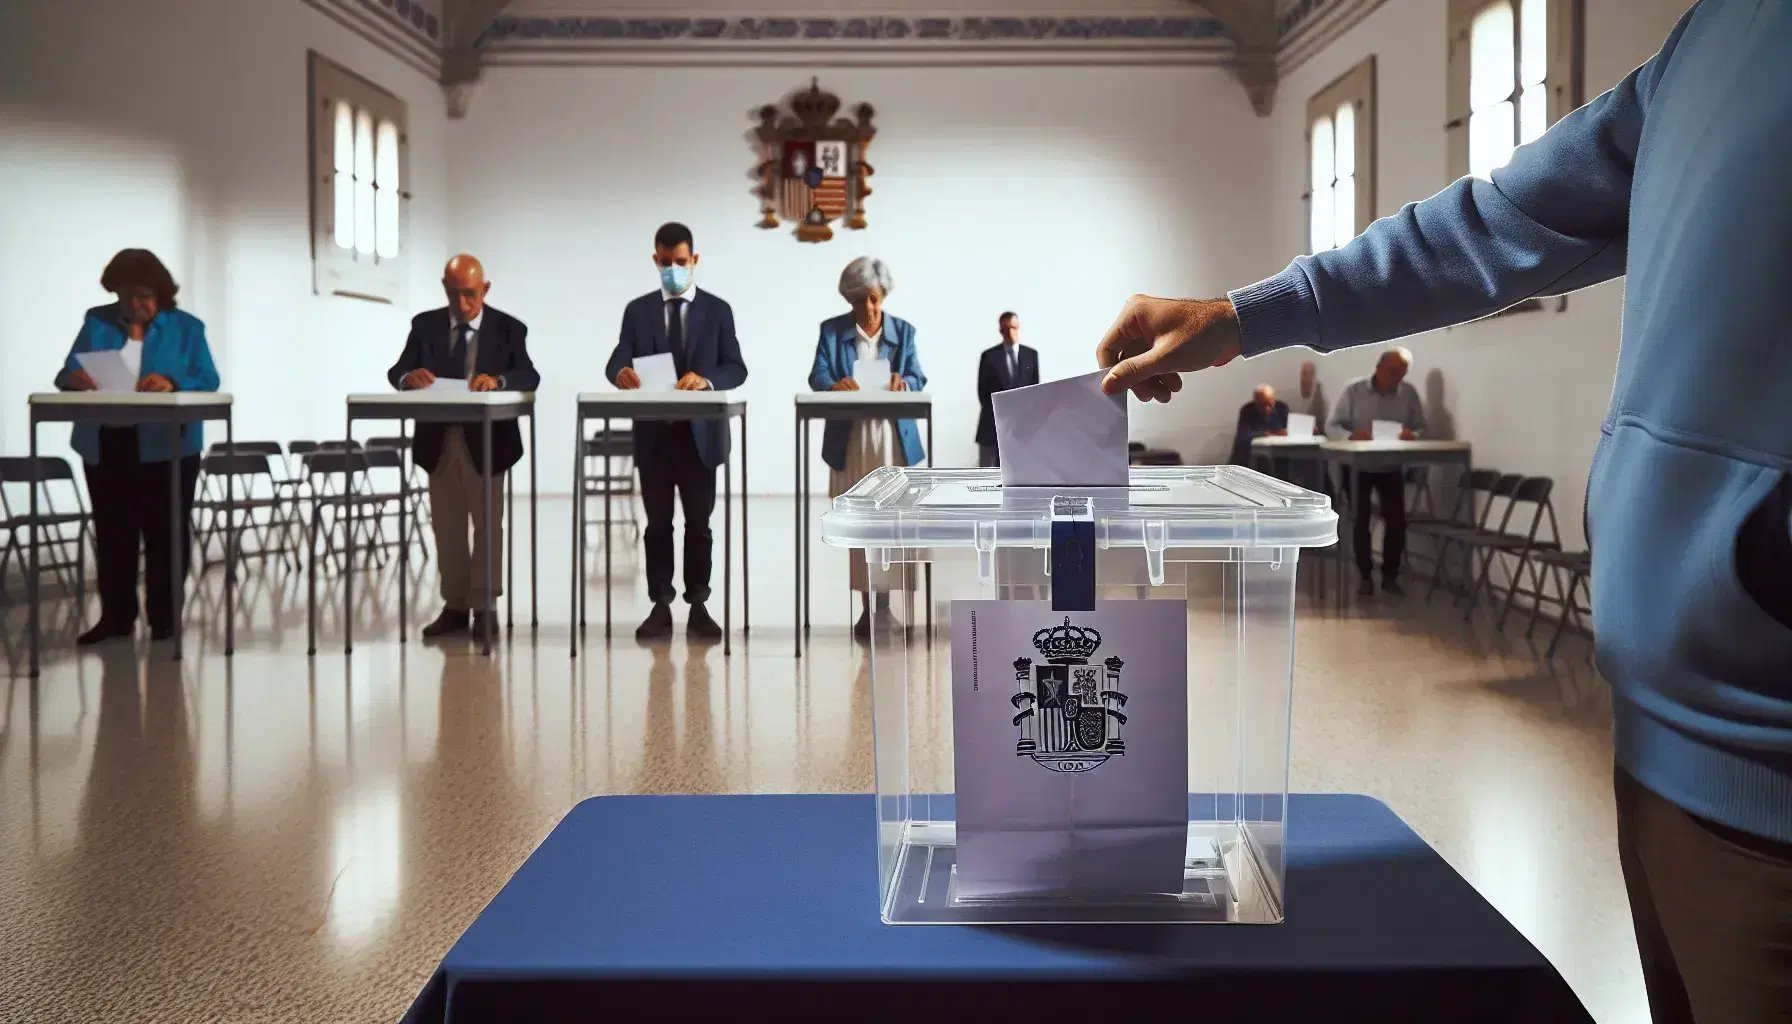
56,248,220,645
1228,383,1289,465
1327,346,1426,597
605,222,748,642
387,254,539,640
808,256,926,640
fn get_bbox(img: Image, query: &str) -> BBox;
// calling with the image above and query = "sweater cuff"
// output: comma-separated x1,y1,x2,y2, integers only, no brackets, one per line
1226,265,1321,358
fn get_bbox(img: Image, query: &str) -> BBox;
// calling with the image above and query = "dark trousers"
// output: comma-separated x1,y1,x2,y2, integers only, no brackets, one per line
978,444,1000,468
83,427,201,631
1615,767,1792,1023
1345,468,1407,581
639,423,716,605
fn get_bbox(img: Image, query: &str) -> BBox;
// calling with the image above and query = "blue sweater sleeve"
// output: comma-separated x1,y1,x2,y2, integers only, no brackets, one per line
1230,7,1695,357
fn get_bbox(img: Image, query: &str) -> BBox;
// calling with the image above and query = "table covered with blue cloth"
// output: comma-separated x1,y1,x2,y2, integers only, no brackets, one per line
402,793,1589,1023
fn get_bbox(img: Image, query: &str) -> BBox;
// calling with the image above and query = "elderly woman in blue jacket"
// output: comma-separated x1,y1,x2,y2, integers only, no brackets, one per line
56,249,221,646
809,256,927,640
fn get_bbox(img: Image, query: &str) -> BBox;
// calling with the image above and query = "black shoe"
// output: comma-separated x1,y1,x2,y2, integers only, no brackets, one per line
471,610,499,641
150,625,177,642
422,608,470,639
1357,578,1375,598
635,603,674,641
852,610,871,641
1381,578,1407,598
872,607,903,638
687,603,723,642
77,621,133,646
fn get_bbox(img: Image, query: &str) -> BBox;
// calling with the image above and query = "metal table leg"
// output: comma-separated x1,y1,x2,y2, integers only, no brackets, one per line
170,425,183,662
28,416,40,678
225,411,236,656
723,419,733,657
398,416,409,645
506,450,514,632
344,410,355,657
481,412,494,657
530,410,538,630
740,409,749,635
793,407,801,659
571,411,583,659
603,417,612,640
925,411,934,637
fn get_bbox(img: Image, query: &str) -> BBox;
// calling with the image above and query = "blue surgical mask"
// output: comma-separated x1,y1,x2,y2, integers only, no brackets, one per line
659,264,692,294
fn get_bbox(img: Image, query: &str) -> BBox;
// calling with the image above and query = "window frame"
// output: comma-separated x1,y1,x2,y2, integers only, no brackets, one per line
1303,56,1377,256
308,51,409,304
1444,0,1580,316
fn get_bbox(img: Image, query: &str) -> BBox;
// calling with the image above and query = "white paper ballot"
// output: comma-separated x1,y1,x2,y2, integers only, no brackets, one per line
634,352,678,392
991,370,1129,488
1371,419,1404,441
951,599,1190,899
423,376,470,392
852,357,891,391
1286,412,1317,437
75,350,138,393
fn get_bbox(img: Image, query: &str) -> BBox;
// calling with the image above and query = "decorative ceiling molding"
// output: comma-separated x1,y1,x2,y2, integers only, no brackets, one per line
1198,0,1279,117
303,0,443,75
473,15,1232,66
1274,0,1387,75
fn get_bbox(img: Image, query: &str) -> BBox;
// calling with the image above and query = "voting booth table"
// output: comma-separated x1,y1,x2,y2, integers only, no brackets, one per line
401,465,1588,1022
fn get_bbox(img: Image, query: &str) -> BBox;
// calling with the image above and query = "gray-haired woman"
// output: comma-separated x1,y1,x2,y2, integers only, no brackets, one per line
806,257,929,639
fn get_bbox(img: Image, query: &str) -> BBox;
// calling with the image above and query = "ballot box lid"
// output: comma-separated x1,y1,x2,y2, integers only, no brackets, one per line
821,465,1336,550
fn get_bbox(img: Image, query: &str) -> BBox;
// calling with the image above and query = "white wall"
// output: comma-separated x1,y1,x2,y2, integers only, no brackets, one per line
0,0,448,460
1262,0,1693,549
450,64,1272,493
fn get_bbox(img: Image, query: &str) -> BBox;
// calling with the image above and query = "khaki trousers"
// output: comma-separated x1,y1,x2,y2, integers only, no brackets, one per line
428,427,504,610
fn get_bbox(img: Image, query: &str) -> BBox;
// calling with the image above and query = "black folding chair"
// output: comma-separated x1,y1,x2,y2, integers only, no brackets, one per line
582,428,639,544
365,436,430,549
1408,468,1502,579
0,456,89,603
300,451,387,573
193,451,302,573
1525,546,1592,658
1422,472,1521,603
1456,476,1561,623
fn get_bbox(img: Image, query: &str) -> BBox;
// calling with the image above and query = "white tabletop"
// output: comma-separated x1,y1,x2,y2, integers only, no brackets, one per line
30,391,234,407
1319,439,1471,453
576,390,745,407
1250,435,1326,448
795,390,932,406
348,391,535,406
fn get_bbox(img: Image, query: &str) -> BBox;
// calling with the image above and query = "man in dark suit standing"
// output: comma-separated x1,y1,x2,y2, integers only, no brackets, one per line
975,311,1038,467
388,254,539,640
605,222,749,642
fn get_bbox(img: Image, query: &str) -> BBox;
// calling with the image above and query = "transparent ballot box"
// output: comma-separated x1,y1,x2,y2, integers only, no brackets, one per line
821,466,1337,925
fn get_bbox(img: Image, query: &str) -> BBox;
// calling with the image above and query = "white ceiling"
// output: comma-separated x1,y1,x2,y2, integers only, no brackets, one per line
503,1,1204,16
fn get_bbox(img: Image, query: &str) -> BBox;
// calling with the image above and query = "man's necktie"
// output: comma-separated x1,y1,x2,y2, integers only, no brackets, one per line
665,298,687,374
454,322,475,378
1008,347,1018,382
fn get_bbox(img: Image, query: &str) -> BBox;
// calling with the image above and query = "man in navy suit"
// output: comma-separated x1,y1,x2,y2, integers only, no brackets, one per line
605,223,749,641
388,254,539,640
975,311,1039,467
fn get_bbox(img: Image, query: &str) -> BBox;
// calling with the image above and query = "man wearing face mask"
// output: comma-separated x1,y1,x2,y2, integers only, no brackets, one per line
605,222,749,642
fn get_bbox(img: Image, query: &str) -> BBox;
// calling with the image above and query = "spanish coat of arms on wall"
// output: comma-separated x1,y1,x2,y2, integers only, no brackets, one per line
753,78,876,243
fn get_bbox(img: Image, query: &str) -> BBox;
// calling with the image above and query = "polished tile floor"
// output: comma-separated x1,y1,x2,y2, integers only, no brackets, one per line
0,497,1642,1023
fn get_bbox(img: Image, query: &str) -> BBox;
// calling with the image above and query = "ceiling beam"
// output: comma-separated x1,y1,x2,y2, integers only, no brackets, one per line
440,0,515,117
1196,0,1280,116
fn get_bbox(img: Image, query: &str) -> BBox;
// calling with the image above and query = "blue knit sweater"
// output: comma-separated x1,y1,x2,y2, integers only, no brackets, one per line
1230,0,1792,843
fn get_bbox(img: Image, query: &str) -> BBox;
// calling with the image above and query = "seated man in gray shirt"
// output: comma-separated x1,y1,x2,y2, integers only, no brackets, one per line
1328,346,1426,597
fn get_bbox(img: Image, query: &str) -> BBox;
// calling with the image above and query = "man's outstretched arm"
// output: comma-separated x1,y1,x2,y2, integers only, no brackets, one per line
1098,3,1697,399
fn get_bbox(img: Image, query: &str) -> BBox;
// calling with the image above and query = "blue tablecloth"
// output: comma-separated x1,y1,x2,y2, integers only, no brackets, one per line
402,794,1588,1023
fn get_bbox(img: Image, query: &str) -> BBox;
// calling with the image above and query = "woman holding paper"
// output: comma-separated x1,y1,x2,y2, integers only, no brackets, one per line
55,248,220,645
807,256,927,640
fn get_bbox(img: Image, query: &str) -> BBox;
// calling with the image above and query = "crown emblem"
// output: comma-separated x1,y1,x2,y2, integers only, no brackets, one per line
1031,618,1102,663
790,77,842,125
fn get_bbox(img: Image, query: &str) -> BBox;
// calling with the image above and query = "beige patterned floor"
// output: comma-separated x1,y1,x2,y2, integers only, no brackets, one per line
0,496,1641,1023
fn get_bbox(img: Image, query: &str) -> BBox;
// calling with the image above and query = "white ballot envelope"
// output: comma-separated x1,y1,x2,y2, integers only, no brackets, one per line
951,599,1190,899
991,370,1128,488
76,350,138,393
1371,419,1404,441
423,376,469,393
634,352,678,392
1286,412,1317,437
852,357,891,391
